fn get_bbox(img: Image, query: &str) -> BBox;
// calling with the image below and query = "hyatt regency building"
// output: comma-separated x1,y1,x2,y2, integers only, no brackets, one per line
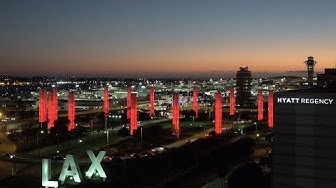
273,89,336,188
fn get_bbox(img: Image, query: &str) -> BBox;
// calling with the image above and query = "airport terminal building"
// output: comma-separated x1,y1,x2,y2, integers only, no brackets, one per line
273,89,336,188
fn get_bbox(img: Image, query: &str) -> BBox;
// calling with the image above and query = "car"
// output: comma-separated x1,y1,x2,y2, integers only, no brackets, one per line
129,153,136,158
151,147,164,153
3,153,15,159
185,139,195,144
103,156,113,161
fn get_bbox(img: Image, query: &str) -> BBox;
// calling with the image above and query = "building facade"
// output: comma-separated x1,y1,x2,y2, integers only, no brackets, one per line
317,68,336,87
273,89,336,188
236,66,252,107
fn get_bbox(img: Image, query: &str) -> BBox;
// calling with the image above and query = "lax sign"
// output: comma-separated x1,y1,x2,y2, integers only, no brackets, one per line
42,150,107,187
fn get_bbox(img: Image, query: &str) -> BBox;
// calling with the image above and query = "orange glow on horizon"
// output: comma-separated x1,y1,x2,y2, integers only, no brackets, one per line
2,51,335,75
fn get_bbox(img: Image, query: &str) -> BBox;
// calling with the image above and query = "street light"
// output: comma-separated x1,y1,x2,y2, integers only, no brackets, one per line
118,115,122,126
37,129,44,157
140,125,143,148
105,114,109,148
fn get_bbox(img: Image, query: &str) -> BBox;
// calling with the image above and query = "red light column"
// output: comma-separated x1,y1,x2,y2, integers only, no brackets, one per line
130,93,138,135
39,89,47,123
193,86,198,118
127,87,131,119
229,86,235,116
268,90,274,128
68,92,75,131
150,86,154,117
104,86,109,115
172,93,180,138
258,89,263,121
47,90,55,129
103,86,110,146
215,92,222,134
53,87,58,121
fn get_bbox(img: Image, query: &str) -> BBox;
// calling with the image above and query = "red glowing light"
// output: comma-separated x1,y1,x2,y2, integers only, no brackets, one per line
193,86,198,118
127,87,131,119
39,89,47,123
47,90,55,129
130,93,138,135
268,90,273,128
258,89,263,121
53,87,58,121
104,86,109,115
68,121,75,132
68,92,75,131
215,92,222,134
229,86,235,116
150,86,154,117
172,93,180,138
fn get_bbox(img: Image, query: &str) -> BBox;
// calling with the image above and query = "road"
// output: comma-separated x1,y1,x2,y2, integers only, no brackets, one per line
0,124,17,180
0,125,16,154
167,123,234,148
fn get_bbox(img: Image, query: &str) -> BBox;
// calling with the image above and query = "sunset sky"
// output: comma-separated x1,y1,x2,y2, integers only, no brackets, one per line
1,0,336,77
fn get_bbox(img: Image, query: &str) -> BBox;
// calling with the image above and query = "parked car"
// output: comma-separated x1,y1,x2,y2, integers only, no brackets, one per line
103,156,113,161
2,153,15,159
50,155,65,160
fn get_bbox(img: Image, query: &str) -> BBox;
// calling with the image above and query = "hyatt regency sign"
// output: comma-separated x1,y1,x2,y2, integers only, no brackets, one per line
42,150,106,188
277,97,334,105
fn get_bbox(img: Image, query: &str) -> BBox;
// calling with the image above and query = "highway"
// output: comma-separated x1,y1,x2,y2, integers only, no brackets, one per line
0,124,17,180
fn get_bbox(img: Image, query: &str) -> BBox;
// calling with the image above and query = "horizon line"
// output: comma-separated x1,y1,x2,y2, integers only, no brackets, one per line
0,70,317,79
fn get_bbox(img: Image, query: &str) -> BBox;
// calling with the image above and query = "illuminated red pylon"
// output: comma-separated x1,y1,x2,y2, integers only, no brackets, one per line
53,87,58,121
229,86,235,116
215,92,222,134
258,89,263,121
38,89,47,123
172,93,180,138
127,87,131,119
103,86,109,115
130,93,138,135
68,121,75,132
150,86,154,117
268,90,274,128
47,90,55,129
193,86,198,118
68,92,75,131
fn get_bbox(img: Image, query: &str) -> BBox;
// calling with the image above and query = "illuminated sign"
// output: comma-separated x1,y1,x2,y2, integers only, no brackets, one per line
42,150,106,188
277,97,334,105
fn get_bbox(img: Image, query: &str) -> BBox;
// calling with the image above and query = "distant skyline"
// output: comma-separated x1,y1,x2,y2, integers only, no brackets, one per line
1,0,336,77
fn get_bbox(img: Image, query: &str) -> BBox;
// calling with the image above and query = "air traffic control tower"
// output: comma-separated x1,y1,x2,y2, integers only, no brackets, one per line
304,56,317,87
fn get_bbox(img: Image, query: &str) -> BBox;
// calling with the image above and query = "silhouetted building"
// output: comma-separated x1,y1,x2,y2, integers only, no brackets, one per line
273,89,336,188
303,56,317,87
317,68,336,87
236,66,252,107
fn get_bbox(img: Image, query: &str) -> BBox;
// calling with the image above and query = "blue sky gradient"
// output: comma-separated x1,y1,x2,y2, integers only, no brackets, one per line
1,0,336,76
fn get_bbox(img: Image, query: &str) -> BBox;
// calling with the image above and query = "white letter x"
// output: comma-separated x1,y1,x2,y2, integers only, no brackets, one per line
85,150,107,179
